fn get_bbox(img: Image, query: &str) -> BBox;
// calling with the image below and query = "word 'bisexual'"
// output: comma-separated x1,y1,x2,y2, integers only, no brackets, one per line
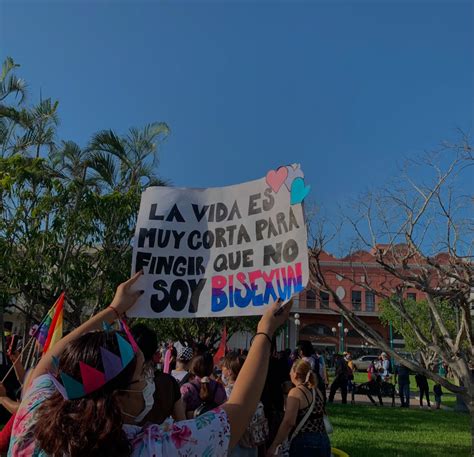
211,263,304,312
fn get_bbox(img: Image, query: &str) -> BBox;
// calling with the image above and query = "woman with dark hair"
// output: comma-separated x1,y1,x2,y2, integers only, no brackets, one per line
131,323,186,424
8,272,292,456
267,360,331,457
181,353,227,418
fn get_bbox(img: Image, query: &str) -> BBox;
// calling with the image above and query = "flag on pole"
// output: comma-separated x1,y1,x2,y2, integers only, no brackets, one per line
38,292,65,354
213,326,227,366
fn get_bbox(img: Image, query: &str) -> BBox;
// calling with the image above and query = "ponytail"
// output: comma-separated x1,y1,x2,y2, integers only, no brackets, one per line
199,377,213,402
304,371,317,389
292,359,317,388
200,383,211,402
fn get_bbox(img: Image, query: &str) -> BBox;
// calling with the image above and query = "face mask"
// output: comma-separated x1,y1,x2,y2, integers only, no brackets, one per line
221,373,229,386
122,378,156,424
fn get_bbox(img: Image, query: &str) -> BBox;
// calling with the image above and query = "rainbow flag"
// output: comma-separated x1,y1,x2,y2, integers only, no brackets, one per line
35,292,64,353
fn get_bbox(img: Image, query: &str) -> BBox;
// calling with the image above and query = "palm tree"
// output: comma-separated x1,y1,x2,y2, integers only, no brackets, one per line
88,122,170,191
0,57,27,104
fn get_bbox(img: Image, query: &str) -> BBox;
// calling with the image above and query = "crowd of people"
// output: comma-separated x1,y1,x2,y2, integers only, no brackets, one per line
0,273,332,457
0,273,449,456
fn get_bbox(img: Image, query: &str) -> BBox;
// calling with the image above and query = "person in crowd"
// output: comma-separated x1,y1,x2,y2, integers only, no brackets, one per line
288,350,299,369
181,352,227,418
222,352,267,457
328,353,348,404
297,341,317,372
395,362,411,407
171,346,193,386
344,353,355,393
367,359,377,381
374,355,382,373
261,337,290,448
415,372,431,408
298,341,326,403
315,349,328,388
0,347,33,454
267,360,331,457
131,323,186,424
8,271,292,456
433,383,443,409
221,352,245,399
380,352,391,380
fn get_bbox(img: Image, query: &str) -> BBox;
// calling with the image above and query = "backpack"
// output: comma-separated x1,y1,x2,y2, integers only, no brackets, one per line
192,382,218,418
239,402,269,449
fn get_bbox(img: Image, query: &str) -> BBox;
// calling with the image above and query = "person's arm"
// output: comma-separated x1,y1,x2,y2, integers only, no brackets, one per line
28,271,144,387
172,398,186,422
221,300,292,449
0,396,19,414
266,391,299,457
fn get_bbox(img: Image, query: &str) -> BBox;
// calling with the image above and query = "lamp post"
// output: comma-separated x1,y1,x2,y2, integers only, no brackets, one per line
389,322,394,350
294,313,300,344
332,321,349,353
336,318,349,353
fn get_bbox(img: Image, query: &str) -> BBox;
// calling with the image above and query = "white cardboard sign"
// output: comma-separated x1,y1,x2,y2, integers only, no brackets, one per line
128,165,310,318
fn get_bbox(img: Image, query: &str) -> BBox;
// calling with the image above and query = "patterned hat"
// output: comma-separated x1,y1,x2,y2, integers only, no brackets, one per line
177,346,193,361
50,320,138,400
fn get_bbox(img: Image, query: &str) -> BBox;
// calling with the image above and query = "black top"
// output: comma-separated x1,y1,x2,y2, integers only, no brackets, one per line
293,385,326,436
145,370,181,424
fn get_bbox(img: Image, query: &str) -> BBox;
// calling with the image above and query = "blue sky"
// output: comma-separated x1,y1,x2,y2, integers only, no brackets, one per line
1,1,473,252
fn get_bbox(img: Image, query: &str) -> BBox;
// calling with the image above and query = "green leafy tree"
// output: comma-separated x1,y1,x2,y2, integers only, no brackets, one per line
0,57,169,330
136,316,260,350
379,297,459,369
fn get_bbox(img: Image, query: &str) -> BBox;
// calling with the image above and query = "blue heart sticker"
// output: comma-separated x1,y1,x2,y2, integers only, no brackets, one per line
290,177,311,205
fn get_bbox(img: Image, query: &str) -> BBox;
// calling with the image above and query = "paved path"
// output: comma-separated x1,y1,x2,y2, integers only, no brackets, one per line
329,390,453,410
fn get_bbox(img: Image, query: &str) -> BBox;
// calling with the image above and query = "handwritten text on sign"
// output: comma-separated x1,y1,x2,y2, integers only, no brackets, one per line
128,165,310,318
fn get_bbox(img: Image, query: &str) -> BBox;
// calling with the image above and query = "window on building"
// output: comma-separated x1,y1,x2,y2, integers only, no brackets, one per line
306,289,316,308
319,291,330,309
407,292,417,301
351,290,362,311
365,291,375,312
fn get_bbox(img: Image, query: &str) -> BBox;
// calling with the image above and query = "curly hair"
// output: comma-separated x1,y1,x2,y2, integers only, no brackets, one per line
34,331,137,457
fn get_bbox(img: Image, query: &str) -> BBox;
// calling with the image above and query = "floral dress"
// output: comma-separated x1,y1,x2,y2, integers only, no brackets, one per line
8,375,231,457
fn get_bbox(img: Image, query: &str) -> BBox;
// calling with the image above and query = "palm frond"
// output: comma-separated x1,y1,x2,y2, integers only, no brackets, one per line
88,150,119,188
1,57,19,82
31,99,59,127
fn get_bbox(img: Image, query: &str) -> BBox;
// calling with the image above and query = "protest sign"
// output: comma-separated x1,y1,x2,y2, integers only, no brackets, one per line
127,164,310,318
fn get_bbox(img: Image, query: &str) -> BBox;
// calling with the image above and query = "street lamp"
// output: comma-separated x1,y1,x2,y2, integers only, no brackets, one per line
294,313,301,343
336,319,349,353
343,327,348,352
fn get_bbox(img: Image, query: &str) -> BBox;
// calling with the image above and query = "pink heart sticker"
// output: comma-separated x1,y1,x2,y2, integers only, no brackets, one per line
266,167,289,193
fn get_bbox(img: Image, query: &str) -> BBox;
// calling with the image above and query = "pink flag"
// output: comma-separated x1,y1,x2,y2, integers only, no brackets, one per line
163,346,172,374
213,326,227,366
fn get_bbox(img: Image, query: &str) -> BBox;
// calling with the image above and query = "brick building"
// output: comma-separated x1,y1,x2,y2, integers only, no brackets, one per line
292,245,430,355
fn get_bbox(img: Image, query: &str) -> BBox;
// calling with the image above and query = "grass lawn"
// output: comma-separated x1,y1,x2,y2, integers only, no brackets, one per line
327,403,471,457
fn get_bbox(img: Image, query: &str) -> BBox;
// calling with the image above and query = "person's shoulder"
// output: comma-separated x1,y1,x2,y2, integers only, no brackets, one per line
288,386,304,399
